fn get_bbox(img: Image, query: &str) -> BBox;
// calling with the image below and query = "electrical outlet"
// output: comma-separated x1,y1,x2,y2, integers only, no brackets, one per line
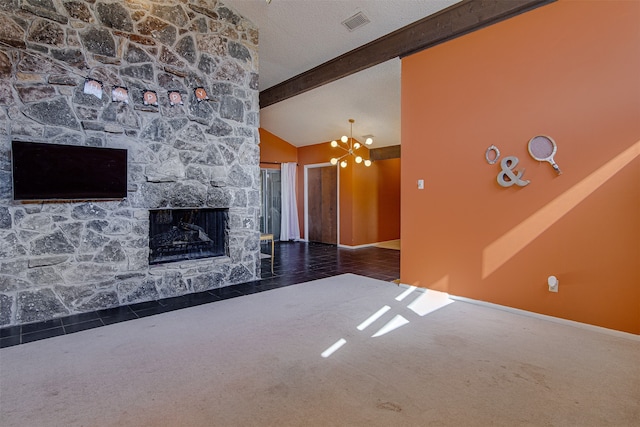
417,179,424,190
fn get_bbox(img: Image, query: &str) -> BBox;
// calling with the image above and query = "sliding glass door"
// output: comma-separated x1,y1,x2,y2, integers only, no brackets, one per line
260,168,281,240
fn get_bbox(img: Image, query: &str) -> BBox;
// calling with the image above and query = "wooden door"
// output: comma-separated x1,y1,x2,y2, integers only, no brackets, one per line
307,166,337,244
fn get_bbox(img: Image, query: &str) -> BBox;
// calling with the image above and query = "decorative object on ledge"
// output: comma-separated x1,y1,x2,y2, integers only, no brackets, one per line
329,119,373,168
168,90,183,106
485,144,501,164
528,135,562,174
111,86,129,104
83,78,103,99
194,87,208,102
143,90,158,106
497,156,530,187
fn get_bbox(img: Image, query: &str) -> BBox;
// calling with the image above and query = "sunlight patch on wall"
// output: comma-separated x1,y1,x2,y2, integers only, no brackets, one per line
482,140,640,279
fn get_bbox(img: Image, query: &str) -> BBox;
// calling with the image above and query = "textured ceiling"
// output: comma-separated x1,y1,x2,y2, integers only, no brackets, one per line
222,0,461,148
261,58,401,147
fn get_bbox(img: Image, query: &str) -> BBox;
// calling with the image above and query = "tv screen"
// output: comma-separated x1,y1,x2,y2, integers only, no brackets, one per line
11,141,127,201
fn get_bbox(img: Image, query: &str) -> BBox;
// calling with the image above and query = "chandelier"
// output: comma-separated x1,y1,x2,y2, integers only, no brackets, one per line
330,119,373,168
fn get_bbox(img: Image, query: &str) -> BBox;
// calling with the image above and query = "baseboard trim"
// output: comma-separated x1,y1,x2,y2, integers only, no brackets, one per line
396,283,639,341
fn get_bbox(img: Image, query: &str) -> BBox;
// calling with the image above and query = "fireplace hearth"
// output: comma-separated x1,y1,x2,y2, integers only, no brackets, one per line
149,208,228,265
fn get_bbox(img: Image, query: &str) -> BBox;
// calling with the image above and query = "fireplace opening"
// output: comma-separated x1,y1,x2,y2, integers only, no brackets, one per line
149,208,228,265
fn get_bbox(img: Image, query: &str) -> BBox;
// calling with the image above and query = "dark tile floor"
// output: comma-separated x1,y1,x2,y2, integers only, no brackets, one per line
0,241,400,348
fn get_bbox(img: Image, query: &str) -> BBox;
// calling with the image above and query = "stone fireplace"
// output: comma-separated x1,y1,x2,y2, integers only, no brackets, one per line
0,1,261,327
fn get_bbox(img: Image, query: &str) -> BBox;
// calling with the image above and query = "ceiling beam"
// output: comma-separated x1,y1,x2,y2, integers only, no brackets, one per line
260,0,555,108
370,145,401,161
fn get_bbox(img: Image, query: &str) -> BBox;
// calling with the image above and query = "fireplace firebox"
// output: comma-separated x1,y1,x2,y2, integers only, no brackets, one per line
149,208,228,265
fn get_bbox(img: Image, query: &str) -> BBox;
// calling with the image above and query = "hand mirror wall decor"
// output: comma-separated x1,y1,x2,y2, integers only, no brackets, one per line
528,135,562,174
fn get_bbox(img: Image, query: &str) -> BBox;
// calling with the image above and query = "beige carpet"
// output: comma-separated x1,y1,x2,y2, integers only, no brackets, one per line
1,274,638,426
373,239,400,250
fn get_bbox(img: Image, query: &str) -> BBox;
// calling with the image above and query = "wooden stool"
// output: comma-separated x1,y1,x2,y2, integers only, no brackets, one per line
260,233,274,274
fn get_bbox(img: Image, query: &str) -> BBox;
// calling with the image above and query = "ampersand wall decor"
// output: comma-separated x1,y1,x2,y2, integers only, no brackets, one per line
497,156,530,187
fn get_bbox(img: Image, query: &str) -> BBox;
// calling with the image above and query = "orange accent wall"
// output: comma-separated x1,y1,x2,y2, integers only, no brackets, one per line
401,0,640,334
376,158,401,241
350,158,401,245
260,132,401,246
259,128,298,168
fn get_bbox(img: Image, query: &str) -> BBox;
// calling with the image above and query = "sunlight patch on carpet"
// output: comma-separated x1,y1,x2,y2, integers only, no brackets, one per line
395,285,417,301
372,315,410,337
323,282,455,357
357,305,391,331
407,289,454,317
321,338,347,358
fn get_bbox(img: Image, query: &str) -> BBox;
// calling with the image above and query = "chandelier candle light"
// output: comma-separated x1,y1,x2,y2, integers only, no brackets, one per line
330,119,373,168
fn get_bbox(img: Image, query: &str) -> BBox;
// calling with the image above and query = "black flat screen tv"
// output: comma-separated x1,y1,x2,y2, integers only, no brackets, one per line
11,141,127,201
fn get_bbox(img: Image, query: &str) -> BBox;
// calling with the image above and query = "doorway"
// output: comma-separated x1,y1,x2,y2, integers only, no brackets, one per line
305,164,337,244
260,168,281,239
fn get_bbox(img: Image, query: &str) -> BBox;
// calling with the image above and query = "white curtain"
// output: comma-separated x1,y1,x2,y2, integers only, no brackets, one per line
280,162,300,241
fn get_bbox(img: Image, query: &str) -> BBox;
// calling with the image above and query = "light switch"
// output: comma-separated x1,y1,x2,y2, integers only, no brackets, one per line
417,179,424,190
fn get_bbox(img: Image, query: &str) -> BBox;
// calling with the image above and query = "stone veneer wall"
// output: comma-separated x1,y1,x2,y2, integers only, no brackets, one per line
0,0,261,327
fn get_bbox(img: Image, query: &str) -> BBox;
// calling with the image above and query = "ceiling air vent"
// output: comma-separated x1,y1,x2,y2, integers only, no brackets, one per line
342,11,370,32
